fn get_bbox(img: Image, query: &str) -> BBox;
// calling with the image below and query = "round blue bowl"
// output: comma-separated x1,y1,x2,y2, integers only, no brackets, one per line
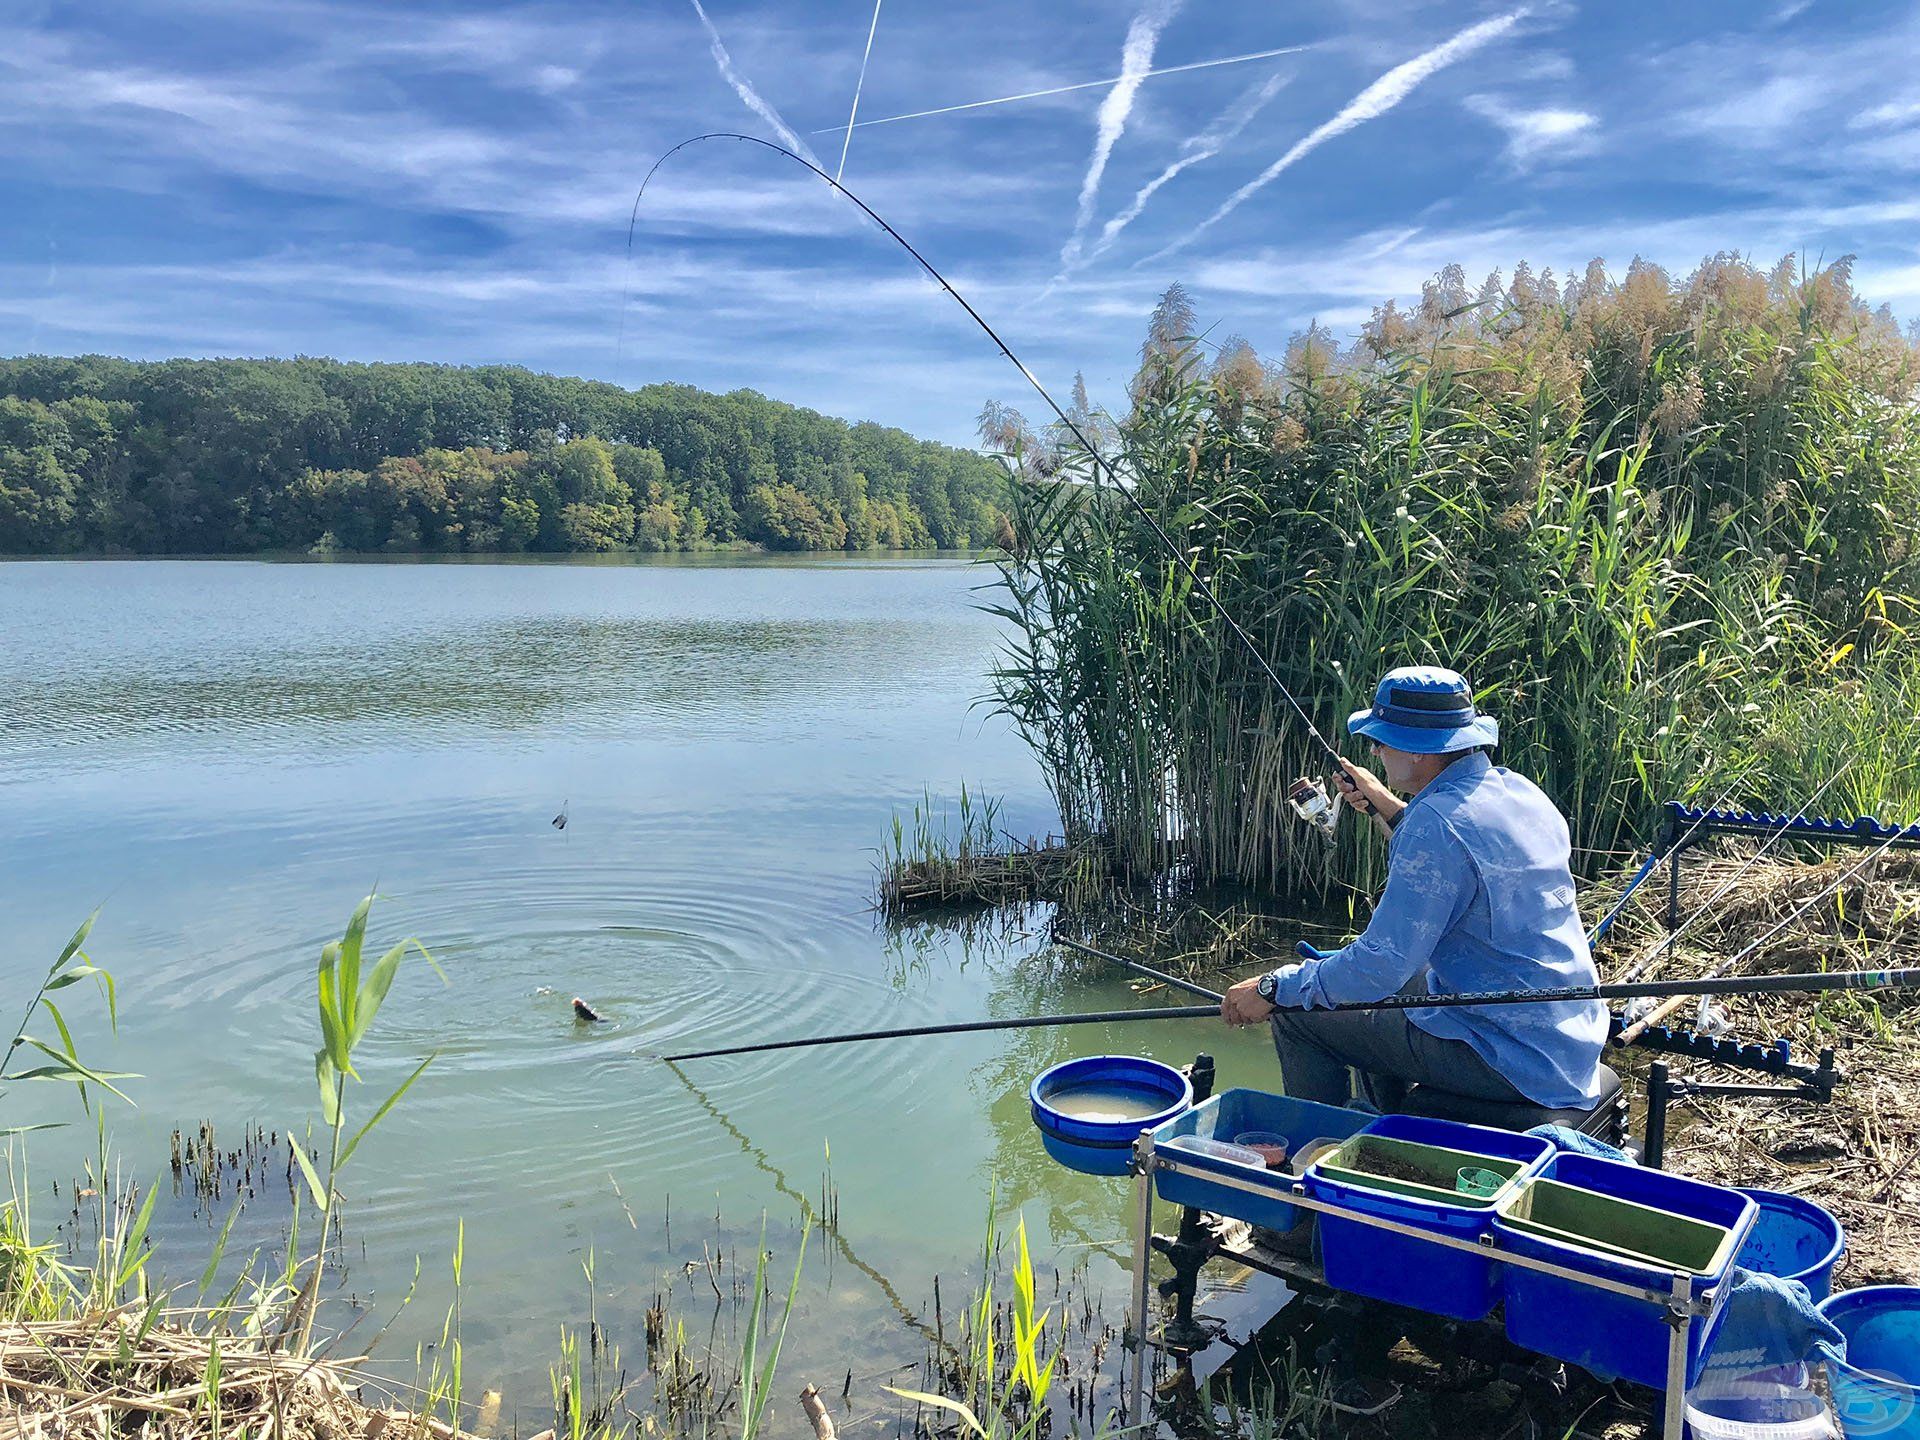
1736,1187,1847,1302
1818,1286,1920,1439
1030,1056,1192,1177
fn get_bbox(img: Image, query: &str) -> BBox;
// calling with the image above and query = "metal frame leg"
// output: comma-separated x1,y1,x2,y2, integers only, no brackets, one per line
1126,1141,1155,1426
1661,1271,1692,1440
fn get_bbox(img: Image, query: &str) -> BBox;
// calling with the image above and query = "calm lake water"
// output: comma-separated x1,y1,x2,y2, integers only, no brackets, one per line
0,555,1275,1428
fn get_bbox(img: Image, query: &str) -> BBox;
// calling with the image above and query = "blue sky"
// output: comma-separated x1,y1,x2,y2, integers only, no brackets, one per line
6,0,1920,446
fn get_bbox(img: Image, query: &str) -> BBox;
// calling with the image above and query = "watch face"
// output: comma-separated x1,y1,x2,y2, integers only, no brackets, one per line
1257,974,1276,1000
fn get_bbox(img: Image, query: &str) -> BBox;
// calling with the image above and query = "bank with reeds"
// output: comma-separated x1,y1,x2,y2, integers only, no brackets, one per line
984,255,1919,899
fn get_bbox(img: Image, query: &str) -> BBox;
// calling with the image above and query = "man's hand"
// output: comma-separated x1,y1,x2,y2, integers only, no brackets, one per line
1333,758,1397,817
1221,976,1276,1027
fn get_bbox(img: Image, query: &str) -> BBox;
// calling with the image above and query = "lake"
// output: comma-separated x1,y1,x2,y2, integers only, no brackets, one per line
0,554,1277,1430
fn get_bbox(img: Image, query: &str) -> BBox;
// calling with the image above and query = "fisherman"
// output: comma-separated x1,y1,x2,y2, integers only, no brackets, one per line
1221,666,1609,1115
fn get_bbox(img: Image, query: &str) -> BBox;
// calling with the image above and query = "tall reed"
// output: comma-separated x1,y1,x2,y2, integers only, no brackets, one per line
989,256,1920,899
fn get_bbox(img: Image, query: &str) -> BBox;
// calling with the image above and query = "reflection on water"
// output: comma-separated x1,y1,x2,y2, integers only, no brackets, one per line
0,555,1283,1431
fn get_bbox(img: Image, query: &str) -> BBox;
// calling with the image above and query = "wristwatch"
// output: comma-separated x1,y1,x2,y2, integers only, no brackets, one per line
1255,971,1281,1003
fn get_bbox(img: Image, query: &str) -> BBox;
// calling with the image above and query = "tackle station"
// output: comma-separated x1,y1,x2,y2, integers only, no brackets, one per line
1026,803,1920,1440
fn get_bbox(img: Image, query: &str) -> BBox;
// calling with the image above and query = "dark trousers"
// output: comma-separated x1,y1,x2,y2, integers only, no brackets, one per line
1269,1003,1530,1112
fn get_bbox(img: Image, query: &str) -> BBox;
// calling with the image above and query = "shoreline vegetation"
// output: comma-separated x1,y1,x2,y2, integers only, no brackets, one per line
0,357,1011,558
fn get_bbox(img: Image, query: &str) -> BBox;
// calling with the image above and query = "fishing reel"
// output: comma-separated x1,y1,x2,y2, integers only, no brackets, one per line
1288,776,1342,841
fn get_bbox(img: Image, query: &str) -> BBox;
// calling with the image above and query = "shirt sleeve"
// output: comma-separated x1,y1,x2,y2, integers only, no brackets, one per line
1269,808,1475,1009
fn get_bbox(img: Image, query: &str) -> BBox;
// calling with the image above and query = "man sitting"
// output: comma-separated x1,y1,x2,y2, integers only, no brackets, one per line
1221,666,1608,1115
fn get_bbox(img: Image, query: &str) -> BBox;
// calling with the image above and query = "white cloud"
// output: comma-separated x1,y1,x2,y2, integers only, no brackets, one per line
1464,94,1597,167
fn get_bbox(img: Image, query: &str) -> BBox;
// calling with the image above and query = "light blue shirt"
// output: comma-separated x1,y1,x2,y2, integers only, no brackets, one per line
1267,751,1608,1108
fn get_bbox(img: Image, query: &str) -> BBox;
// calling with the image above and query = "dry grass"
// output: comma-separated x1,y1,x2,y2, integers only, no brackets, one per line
0,1307,481,1440
1595,847,1920,1283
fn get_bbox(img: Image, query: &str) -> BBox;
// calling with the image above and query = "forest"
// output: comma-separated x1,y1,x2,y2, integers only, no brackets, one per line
0,355,1011,555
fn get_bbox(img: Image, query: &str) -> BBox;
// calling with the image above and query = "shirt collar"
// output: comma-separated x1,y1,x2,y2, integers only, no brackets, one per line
1403,749,1491,820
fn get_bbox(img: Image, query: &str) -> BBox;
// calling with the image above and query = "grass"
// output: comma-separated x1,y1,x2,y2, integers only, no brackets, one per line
984,256,1920,901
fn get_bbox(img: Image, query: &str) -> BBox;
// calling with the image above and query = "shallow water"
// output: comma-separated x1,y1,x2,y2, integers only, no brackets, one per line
0,554,1279,1429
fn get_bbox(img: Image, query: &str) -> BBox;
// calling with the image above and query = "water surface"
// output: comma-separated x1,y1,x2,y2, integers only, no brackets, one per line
0,555,1277,1426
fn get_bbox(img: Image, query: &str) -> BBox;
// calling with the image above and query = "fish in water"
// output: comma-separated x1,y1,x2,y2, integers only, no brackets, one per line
553,800,569,830
572,996,605,1023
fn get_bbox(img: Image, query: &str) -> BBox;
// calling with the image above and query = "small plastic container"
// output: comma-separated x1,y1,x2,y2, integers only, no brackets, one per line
1684,1378,1837,1440
1233,1130,1291,1169
1735,1189,1847,1304
1164,1135,1265,1167
1029,1056,1191,1177
1150,1089,1371,1232
1304,1114,1553,1321
1817,1286,1920,1440
1493,1153,1756,1389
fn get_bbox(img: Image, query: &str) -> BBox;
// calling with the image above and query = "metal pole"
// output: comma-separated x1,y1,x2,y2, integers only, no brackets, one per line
1661,1270,1693,1440
1127,1133,1156,1427
1644,1062,1670,1170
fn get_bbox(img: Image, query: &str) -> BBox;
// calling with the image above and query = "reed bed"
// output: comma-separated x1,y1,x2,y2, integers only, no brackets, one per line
986,256,1920,901
878,788,1112,917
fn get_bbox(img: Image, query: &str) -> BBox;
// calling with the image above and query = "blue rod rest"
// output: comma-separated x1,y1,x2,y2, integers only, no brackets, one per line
1663,802,1920,850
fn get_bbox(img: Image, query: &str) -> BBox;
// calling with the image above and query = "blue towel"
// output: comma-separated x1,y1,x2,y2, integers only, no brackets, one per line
1698,1268,1846,1382
1525,1123,1631,1163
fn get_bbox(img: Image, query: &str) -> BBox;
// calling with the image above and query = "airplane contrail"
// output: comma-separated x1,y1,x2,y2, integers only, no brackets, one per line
1076,68,1291,272
1062,0,1183,270
806,44,1309,133
689,0,818,165
1139,9,1527,265
836,0,886,182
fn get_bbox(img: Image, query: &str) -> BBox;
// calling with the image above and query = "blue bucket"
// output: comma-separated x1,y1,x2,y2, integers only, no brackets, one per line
1735,1188,1846,1303
1819,1286,1920,1439
1030,1056,1192,1177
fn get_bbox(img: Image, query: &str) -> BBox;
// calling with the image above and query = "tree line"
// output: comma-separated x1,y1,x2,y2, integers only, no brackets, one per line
0,356,1012,555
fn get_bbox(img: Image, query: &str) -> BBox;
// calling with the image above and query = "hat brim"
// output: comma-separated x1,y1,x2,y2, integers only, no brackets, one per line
1346,708,1499,754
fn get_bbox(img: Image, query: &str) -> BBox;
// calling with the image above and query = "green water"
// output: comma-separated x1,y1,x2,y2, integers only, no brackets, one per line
0,554,1279,1429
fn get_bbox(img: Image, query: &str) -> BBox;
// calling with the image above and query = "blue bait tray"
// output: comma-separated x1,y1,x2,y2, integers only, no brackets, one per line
1149,1089,1371,1232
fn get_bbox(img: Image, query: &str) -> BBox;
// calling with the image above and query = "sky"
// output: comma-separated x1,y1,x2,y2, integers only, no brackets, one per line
5,0,1920,447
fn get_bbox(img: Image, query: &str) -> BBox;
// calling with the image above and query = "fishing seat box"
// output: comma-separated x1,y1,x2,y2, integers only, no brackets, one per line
1149,1090,1371,1233
1492,1153,1756,1390
1303,1114,1554,1321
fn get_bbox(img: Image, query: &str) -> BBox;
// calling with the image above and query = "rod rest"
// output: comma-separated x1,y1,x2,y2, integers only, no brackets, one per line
1663,801,1920,852
1612,1016,1840,1093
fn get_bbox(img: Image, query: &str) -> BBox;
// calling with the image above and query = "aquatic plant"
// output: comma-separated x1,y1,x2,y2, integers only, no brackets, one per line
988,255,1920,899
283,892,440,1354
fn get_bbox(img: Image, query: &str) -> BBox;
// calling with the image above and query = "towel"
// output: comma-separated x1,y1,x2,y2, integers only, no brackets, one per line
1525,1123,1632,1163
1698,1268,1846,1383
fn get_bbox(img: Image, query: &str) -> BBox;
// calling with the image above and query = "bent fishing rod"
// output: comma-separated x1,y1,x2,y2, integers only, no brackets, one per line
628,133,1343,771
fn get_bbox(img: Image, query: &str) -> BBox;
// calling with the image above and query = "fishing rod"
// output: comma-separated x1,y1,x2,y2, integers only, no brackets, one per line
652,1003,1218,1063
1611,764,1853,986
1585,773,1748,947
1049,934,1920,1016
656,961,1920,1065
1053,934,1223,1001
1619,805,1920,1044
628,133,1345,779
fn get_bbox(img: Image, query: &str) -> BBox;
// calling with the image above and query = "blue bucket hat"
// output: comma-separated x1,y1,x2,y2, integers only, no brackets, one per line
1347,666,1499,754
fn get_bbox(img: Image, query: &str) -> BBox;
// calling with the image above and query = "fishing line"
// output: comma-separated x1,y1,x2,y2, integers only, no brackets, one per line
1612,763,1853,985
1619,804,1920,1044
623,133,1344,768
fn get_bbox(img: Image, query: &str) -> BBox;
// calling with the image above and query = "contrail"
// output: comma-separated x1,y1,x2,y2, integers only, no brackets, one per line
1079,68,1290,270
1139,8,1527,265
689,0,819,165
1061,0,1183,270
835,0,886,182
806,44,1308,133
